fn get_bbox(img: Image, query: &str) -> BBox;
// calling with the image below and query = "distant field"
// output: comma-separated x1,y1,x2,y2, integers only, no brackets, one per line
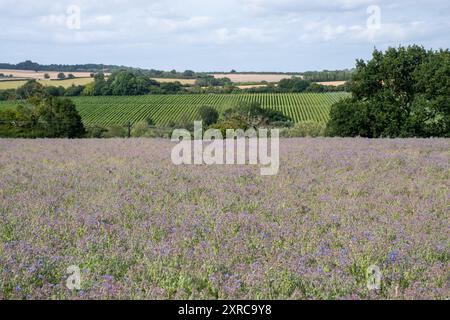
151,78,197,85
316,81,347,86
0,92,348,126
236,84,270,89
0,69,94,80
0,78,94,89
0,77,196,89
210,73,296,83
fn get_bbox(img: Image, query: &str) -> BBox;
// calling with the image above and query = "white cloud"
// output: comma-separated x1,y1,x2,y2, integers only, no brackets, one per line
241,0,375,15
214,27,274,44
38,14,67,28
0,0,448,70
146,16,214,33
299,19,440,44
89,15,113,27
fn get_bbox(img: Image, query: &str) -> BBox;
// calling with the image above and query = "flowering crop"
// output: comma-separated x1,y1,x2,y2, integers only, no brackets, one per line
0,138,448,299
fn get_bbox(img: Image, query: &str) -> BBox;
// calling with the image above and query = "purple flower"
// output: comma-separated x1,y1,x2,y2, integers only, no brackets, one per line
387,250,399,264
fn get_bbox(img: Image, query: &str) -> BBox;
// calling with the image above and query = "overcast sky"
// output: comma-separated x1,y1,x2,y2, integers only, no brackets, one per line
1,0,449,72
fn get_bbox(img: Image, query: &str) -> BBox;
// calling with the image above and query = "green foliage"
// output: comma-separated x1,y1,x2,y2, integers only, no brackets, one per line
223,101,291,128
208,101,293,133
102,125,127,138
64,85,84,97
301,69,354,82
0,96,86,138
131,120,149,137
326,98,371,137
15,80,45,100
86,125,107,138
208,116,249,135
286,121,326,137
175,112,195,131
195,76,232,87
327,46,450,137
44,86,65,97
278,78,311,92
242,80,347,94
183,70,195,78
36,97,86,138
79,70,183,96
159,81,183,94
198,106,219,126
0,89,16,101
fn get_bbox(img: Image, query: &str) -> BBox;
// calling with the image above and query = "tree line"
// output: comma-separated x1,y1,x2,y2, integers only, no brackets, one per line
301,69,354,82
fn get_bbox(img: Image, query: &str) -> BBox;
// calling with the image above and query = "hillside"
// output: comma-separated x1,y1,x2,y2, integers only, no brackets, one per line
0,92,348,127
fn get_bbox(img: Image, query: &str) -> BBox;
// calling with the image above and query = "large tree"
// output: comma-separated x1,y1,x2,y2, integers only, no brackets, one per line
327,46,449,137
37,97,86,138
0,96,86,138
198,106,219,126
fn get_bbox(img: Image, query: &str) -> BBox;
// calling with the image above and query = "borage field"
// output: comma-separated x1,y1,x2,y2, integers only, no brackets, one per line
0,138,448,300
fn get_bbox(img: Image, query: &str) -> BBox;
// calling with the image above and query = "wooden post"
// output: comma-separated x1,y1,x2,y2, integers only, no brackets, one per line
126,122,131,138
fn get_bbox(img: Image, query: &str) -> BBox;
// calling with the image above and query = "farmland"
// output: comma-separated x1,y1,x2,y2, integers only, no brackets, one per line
0,69,94,80
316,81,347,87
0,138,448,299
0,78,198,90
0,93,348,126
0,78,94,90
210,73,296,83
151,78,197,85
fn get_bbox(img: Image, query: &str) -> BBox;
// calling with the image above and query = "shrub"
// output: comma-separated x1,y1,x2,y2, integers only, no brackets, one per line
198,106,219,126
131,120,149,137
287,121,326,137
102,125,127,138
86,126,107,138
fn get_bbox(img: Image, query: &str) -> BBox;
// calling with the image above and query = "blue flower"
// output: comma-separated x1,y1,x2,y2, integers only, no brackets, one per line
387,250,399,263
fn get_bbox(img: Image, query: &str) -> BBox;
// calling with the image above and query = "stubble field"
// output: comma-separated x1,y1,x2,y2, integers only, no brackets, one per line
0,138,448,299
0,69,94,80
210,74,295,83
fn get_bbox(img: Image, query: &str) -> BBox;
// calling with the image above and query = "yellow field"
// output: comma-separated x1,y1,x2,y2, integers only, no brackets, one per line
0,78,94,90
316,81,347,86
236,84,270,89
151,78,197,85
0,69,95,80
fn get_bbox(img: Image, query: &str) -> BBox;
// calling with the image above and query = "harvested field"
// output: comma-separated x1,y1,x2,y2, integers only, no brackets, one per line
316,81,347,87
0,78,94,90
151,78,197,85
210,74,296,83
0,69,95,80
236,84,270,89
